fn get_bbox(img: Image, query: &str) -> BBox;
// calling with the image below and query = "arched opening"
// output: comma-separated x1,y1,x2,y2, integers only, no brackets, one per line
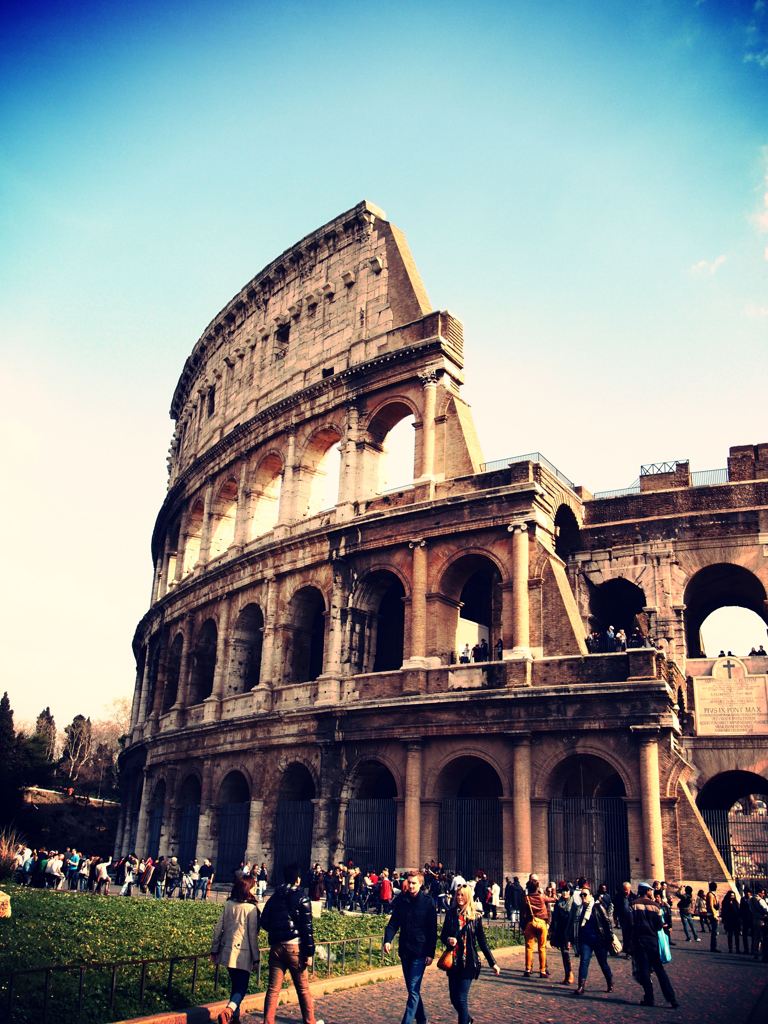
182,500,204,576
285,587,325,683
684,564,768,658
368,402,416,494
348,570,405,674
554,505,580,561
250,454,283,538
216,771,251,883
228,605,264,694
697,771,768,887
274,764,316,884
700,607,768,657
162,633,183,712
437,757,503,883
303,427,342,517
688,561,768,655
345,762,397,872
177,775,201,868
547,754,629,891
189,619,217,705
441,555,502,663
209,478,239,559
147,780,166,860
588,577,647,647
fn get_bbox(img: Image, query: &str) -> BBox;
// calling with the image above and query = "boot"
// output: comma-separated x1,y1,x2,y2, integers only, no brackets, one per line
561,971,574,984
573,982,585,997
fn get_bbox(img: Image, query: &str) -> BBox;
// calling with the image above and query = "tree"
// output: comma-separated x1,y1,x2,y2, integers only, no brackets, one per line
0,693,21,823
61,715,93,783
35,707,57,762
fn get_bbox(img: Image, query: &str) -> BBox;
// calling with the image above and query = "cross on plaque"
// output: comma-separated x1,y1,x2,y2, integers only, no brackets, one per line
722,659,736,679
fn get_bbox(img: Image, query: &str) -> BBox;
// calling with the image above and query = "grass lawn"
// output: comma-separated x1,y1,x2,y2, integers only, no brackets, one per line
0,887,520,1023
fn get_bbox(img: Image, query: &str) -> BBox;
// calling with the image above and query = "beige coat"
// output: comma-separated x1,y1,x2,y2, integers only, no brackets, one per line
211,900,261,971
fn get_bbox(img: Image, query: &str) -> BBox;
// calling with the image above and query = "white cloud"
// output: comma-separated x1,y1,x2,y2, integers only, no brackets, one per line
744,303,768,317
690,254,727,276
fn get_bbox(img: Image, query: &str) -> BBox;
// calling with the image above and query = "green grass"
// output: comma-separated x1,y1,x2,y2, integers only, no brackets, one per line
0,887,519,1023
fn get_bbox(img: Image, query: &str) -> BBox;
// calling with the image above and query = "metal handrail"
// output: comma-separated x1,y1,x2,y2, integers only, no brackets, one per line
480,452,576,491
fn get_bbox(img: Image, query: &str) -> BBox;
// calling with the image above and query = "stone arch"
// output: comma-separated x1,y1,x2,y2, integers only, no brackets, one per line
697,770,768,885
587,576,647,642
284,585,326,683
684,563,768,658
227,603,264,694
365,398,419,495
348,568,406,673
274,762,316,883
250,451,284,538
189,618,217,705
554,504,581,561
438,551,505,663
535,745,634,801
436,755,503,883
345,759,398,872
216,770,251,883
544,753,630,891
341,753,403,802
182,498,204,575
299,424,343,517
163,519,181,594
176,773,201,867
162,632,183,712
209,477,239,559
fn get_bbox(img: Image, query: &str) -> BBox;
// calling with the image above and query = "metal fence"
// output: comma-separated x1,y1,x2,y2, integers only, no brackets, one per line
593,467,729,500
4,924,520,1024
701,809,768,885
548,797,630,893
480,452,576,491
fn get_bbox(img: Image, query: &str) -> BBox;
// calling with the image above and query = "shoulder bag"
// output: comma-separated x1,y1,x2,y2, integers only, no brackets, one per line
436,945,456,971
525,895,547,932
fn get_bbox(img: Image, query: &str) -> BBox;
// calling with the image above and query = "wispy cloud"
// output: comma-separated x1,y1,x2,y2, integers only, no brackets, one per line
744,0,768,68
744,302,768,317
690,254,727,276
752,147,768,260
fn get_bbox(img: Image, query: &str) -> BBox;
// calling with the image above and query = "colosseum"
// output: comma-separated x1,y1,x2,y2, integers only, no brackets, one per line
119,200,768,892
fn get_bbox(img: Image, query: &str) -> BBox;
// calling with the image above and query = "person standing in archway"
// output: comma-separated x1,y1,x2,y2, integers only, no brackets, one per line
383,870,437,1024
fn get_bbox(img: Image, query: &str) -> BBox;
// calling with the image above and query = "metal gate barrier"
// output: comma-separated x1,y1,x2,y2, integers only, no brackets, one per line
439,798,502,883
702,808,768,887
178,803,200,867
548,797,629,891
345,798,396,872
217,802,249,881
273,799,314,883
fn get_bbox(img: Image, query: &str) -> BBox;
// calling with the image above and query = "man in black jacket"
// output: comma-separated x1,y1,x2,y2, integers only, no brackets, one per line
383,870,437,1024
631,881,678,1009
260,864,323,1024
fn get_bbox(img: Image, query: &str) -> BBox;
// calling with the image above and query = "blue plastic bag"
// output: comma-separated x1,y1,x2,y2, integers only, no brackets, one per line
658,929,672,963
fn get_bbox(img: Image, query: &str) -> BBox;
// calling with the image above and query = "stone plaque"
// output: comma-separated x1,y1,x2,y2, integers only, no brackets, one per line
693,657,768,735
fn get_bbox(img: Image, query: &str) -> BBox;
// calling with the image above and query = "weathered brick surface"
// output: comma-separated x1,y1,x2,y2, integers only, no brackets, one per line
241,944,768,1024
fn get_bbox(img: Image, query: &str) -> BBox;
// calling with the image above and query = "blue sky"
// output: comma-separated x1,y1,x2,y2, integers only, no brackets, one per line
1,0,766,726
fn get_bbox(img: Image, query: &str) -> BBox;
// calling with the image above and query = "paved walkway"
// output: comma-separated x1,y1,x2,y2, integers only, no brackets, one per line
243,944,768,1024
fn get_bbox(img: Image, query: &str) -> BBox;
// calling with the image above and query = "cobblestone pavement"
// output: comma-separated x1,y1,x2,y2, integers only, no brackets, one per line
243,944,768,1024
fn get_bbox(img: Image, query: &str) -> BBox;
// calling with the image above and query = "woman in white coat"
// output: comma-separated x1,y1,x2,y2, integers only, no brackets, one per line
210,875,261,1023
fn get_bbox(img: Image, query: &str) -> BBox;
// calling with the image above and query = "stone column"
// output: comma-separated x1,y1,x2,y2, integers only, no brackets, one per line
172,627,191,711
418,371,438,480
325,566,346,677
310,797,332,868
210,601,231,701
278,428,297,524
198,482,215,565
511,734,533,875
137,646,155,724
500,797,515,879
246,797,264,863
338,401,360,507
150,557,163,604
233,462,250,549
403,741,422,868
635,729,665,880
174,509,188,585
332,798,349,865
260,576,279,685
133,772,151,857
403,540,429,668
506,522,531,658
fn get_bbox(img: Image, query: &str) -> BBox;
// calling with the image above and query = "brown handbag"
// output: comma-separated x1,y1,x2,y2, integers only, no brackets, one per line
436,945,456,971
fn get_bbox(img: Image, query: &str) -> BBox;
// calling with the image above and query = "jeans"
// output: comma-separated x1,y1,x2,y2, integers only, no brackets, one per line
226,967,250,1011
399,956,428,1024
263,943,316,1024
194,878,208,899
447,971,473,1024
680,913,698,941
577,941,612,987
708,915,719,950
524,921,548,974
154,881,165,899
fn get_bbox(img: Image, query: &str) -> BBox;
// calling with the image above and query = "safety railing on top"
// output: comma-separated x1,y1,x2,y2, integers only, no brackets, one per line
592,467,728,500
480,452,576,491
